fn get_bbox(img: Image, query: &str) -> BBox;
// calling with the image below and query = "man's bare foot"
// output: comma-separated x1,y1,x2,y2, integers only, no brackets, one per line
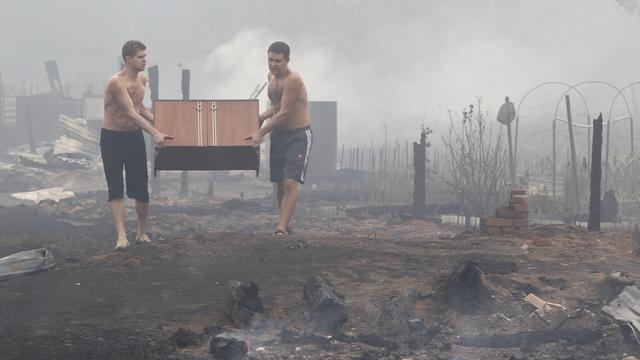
274,228,287,236
115,237,130,250
137,233,151,243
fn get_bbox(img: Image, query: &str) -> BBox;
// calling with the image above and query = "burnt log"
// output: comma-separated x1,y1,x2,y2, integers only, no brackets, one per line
413,129,427,218
465,258,518,274
280,327,333,348
407,319,440,349
588,114,603,231
601,190,618,222
438,262,494,313
459,328,602,348
303,275,348,332
332,332,399,351
171,328,199,348
355,333,400,351
225,281,264,327
209,334,248,360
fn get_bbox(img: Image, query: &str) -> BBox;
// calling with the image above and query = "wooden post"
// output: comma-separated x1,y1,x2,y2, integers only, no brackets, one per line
350,148,353,169
26,106,36,154
405,141,409,176
604,117,611,192
393,144,397,177
507,121,515,185
180,69,191,197
149,65,161,195
552,120,556,199
588,114,603,231
565,95,580,216
587,115,591,168
207,174,215,197
371,149,375,173
413,129,426,218
631,86,637,155
384,124,388,173
0,71,4,129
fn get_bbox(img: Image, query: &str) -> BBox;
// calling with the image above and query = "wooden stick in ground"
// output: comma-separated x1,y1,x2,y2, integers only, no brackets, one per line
507,121,515,185
413,130,426,218
565,94,580,217
588,113,603,231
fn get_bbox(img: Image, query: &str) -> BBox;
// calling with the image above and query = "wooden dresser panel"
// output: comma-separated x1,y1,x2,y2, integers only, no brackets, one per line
153,99,260,174
210,100,260,146
154,101,208,147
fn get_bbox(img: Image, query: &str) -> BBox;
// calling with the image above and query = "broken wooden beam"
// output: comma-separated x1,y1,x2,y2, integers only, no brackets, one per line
225,281,264,327
209,333,248,360
459,328,602,348
485,217,515,227
303,275,348,332
438,262,494,313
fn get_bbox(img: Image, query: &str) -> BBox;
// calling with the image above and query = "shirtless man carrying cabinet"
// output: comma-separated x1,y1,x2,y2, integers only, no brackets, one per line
101,40,173,249
245,41,313,236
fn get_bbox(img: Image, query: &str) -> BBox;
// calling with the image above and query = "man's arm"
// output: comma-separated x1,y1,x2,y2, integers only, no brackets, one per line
257,77,299,136
140,103,154,123
138,73,154,123
258,106,274,127
109,79,172,146
258,74,274,126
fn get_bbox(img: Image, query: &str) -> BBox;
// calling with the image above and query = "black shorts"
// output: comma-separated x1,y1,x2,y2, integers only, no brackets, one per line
270,125,312,184
100,128,149,203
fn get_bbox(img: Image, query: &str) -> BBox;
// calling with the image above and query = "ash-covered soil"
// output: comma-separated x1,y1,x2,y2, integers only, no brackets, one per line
0,174,638,359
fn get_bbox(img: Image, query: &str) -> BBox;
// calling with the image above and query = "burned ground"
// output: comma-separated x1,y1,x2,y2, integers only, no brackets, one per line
0,172,639,359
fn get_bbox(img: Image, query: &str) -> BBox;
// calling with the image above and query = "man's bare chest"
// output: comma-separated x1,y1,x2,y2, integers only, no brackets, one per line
127,82,145,104
268,79,283,103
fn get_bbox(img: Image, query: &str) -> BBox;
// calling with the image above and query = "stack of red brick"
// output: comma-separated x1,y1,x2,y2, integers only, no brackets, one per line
482,188,529,234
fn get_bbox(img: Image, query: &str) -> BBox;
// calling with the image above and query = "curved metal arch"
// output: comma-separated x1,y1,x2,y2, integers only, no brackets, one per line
550,81,634,199
552,81,633,147
607,81,640,125
603,81,640,191
514,81,590,174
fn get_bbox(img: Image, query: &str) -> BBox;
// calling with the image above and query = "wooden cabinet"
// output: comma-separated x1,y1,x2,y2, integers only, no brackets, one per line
153,99,260,174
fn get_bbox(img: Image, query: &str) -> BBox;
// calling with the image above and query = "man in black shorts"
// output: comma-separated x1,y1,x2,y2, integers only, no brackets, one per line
245,41,312,235
101,40,172,249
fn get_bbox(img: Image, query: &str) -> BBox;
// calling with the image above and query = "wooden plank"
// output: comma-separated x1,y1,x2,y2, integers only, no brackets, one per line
155,147,258,171
511,195,528,205
495,207,517,219
155,100,260,147
512,204,529,213
460,328,602,348
514,219,529,228
588,114,603,231
524,293,546,311
515,212,529,220
485,217,514,227
212,100,259,146
155,100,203,146
501,226,515,234
511,188,528,195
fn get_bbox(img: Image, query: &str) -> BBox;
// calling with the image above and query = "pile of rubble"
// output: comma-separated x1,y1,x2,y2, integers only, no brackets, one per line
11,114,100,170
482,188,530,235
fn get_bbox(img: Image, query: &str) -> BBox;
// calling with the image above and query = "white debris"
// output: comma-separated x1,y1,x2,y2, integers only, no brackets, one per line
11,187,74,202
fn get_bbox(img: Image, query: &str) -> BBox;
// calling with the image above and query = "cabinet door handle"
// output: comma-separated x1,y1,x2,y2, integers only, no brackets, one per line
196,102,203,146
211,101,217,146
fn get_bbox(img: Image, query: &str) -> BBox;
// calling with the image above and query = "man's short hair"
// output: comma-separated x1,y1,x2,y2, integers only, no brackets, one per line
268,41,290,60
122,40,146,61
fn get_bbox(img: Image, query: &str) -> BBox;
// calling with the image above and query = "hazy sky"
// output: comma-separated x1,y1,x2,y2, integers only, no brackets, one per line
1,0,640,149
